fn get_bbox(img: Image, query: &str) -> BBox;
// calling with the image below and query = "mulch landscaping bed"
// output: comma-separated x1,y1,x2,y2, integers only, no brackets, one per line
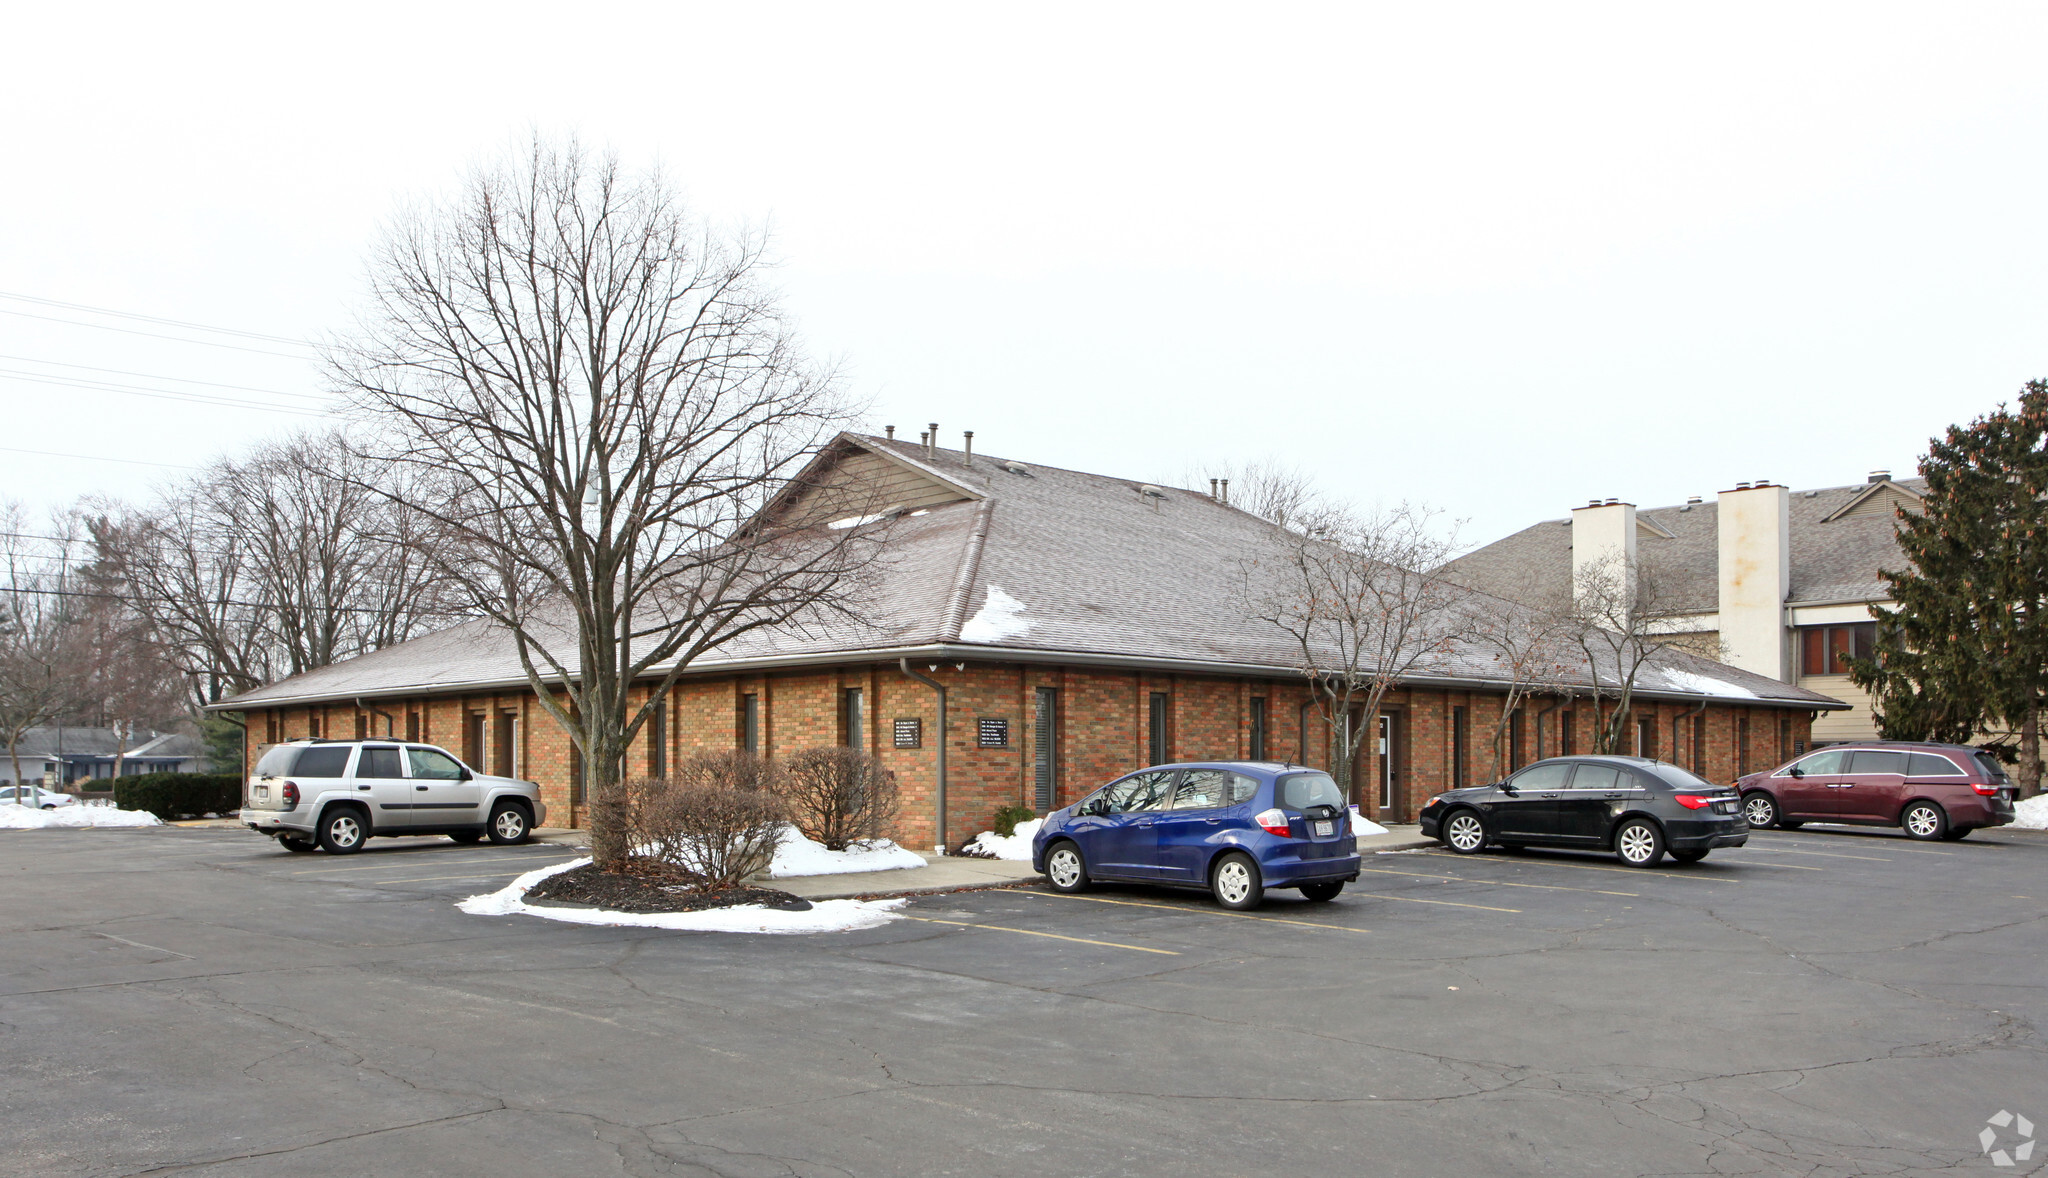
526,858,812,914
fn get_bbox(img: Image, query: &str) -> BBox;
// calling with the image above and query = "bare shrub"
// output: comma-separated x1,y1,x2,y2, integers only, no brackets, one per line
624,751,786,890
780,747,899,850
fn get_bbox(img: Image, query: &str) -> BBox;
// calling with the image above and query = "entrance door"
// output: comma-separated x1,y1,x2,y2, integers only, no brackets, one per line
1378,713,1396,812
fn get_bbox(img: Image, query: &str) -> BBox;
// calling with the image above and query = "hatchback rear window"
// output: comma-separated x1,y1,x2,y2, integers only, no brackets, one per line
291,746,354,778
1278,772,1343,811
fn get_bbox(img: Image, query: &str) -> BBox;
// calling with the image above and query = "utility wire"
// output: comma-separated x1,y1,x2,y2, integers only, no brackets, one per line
0,290,314,346
0,307,320,361
0,353,333,403
0,581,473,619
0,445,200,470
0,371,334,418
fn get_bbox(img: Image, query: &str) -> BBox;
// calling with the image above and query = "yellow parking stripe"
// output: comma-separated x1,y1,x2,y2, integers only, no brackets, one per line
896,913,1180,954
1024,890,1373,931
1359,866,1637,898
1419,851,1744,881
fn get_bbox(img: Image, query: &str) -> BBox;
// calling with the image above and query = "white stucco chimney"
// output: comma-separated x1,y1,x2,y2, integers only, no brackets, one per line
1716,481,1791,680
1571,499,1636,614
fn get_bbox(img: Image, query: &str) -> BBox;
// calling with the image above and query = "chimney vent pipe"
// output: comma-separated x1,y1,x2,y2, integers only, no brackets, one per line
1209,478,1219,501
962,430,974,467
885,425,895,439
1220,479,1230,506
1868,470,1890,484
1736,481,1750,490
927,423,939,460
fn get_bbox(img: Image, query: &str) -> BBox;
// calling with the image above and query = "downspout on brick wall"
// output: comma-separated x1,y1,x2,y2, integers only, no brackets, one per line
900,658,948,853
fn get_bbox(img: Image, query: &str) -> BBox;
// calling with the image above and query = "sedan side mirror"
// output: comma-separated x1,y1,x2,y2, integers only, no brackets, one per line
1498,781,1518,796
1787,767,1803,778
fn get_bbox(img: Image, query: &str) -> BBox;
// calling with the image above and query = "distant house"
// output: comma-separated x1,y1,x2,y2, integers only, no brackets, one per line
215,433,1841,838
0,728,206,786
1446,472,1923,745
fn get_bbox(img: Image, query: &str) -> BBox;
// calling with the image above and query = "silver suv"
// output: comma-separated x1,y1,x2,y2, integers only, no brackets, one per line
242,739,547,854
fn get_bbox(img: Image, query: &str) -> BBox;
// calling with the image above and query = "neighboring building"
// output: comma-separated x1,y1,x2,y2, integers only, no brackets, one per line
1446,472,1923,744
216,434,1844,842
0,727,206,786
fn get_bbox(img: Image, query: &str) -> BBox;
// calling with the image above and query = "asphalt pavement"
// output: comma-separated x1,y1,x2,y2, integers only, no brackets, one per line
4,823,2046,1177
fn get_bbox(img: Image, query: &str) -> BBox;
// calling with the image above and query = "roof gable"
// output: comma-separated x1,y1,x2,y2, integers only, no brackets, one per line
1819,480,1924,524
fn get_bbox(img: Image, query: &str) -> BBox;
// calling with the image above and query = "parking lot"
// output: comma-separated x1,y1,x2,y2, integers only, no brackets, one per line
5,824,2046,1177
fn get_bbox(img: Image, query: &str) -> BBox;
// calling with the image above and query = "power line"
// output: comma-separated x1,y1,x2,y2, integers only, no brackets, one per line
0,307,320,361
0,290,313,347
0,445,200,471
0,581,474,620
0,371,335,418
0,354,333,403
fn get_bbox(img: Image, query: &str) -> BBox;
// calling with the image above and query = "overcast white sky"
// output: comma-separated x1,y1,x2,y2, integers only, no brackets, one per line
6,2,2047,546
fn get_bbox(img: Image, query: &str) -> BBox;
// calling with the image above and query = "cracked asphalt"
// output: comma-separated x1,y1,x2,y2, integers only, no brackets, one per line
4,825,2046,1177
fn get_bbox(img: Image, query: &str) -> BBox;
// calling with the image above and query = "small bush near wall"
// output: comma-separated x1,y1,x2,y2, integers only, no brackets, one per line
111,773,241,820
991,805,1036,837
624,752,787,890
780,748,899,850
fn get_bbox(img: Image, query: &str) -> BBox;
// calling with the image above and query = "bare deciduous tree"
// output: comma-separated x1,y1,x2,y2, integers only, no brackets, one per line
0,507,85,786
1184,458,1325,533
1242,502,1463,801
332,138,874,870
781,747,898,850
1569,552,1721,754
1456,588,1579,780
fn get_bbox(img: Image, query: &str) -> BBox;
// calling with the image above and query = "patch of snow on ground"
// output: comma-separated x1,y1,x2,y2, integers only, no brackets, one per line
456,857,907,934
959,585,1030,643
962,818,1042,860
1347,806,1390,837
2013,794,2048,831
0,801,163,829
768,827,926,877
1659,670,1759,699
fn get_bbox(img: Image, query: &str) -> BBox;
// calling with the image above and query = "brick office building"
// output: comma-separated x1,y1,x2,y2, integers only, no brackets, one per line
219,432,1845,846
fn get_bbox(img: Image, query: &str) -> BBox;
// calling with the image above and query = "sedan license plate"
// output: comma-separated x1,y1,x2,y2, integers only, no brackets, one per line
1713,800,1736,814
1312,819,1334,837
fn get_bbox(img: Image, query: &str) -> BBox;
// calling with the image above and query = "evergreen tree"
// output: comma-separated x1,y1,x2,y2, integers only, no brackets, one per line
1850,381,2048,795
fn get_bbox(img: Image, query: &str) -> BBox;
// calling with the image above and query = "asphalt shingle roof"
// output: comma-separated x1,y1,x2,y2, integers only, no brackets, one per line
221,436,1843,711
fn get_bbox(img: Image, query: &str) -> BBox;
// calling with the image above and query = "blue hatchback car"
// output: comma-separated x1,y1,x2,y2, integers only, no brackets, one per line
1031,762,1362,910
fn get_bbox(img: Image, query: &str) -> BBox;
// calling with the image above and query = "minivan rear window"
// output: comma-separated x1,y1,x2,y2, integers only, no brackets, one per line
1907,752,1964,777
1974,753,2011,784
1278,772,1343,811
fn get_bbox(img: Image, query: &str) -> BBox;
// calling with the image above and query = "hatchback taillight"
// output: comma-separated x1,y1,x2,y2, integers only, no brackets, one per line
1254,808,1293,837
281,780,299,809
1672,794,1713,810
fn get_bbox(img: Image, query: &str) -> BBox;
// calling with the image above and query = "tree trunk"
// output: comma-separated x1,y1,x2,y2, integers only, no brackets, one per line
2021,705,2041,799
586,725,629,868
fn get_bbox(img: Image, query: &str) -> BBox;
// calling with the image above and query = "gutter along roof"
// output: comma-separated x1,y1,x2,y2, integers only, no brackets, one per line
216,435,1847,713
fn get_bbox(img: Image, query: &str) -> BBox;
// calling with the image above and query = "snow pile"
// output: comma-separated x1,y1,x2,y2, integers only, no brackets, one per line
2012,794,2048,831
1659,670,1759,699
0,801,164,829
1347,806,1391,837
767,827,926,877
959,585,1031,643
457,858,906,934
962,817,1042,861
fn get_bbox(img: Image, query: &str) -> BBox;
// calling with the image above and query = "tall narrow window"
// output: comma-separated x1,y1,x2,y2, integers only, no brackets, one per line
1693,713,1707,774
1637,714,1657,760
465,712,486,768
1298,702,1315,762
1148,692,1169,766
841,688,864,748
1738,714,1751,775
1248,696,1268,761
1451,706,1468,788
494,712,516,777
648,697,666,778
1033,687,1057,810
1778,713,1792,763
355,712,368,740
570,741,585,803
1559,710,1574,757
405,710,420,742
308,713,322,739
740,694,760,754
1508,708,1525,771
265,713,279,744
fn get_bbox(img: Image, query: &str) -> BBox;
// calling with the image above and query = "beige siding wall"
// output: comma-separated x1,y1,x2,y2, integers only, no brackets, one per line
1800,674,1878,742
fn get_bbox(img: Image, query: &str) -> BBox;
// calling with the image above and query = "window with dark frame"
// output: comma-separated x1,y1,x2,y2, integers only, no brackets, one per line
1560,710,1575,757
405,710,420,742
1148,692,1169,766
1637,713,1657,760
1033,687,1057,810
1777,713,1791,764
1672,714,1685,768
740,694,760,754
494,712,517,777
1249,696,1268,761
841,688,864,749
1799,622,1878,677
570,741,584,803
308,714,322,739
1738,713,1752,775
1693,713,1707,774
648,698,666,778
1509,708,1525,771
355,712,368,740
465,712,486,768
1451,706,1468,788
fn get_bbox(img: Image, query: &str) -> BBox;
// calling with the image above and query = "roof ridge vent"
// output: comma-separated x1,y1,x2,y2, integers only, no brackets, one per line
1000,459,1033,476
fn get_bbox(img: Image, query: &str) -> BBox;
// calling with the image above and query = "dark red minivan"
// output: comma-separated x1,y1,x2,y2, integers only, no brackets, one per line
1736,742,2017,840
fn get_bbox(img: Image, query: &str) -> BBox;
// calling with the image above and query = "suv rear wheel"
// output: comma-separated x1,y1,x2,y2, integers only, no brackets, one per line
488,801,532,845
317,807,368,854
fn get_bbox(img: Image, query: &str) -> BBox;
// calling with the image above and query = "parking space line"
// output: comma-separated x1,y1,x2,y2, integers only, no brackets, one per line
1741,847,1891,862
1766,837,1951,856
896,913,1180,954
1023,890,1375,931
290,853,577,875
1359,866,1638,897
321,865,579,886
1419,852,1743,881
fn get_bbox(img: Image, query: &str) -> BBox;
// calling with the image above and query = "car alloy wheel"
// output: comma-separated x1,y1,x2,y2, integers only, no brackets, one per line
319,810,365,854
489,803,530,845
1742,793,1778,829
1902,802,1946,841
1211,852,1264,911
1614,818,1664,867
1444,811,1486,854
1045,843,1089,892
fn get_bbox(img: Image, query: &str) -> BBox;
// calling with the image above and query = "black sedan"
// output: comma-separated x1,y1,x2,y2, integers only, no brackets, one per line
1418,755,1748,867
